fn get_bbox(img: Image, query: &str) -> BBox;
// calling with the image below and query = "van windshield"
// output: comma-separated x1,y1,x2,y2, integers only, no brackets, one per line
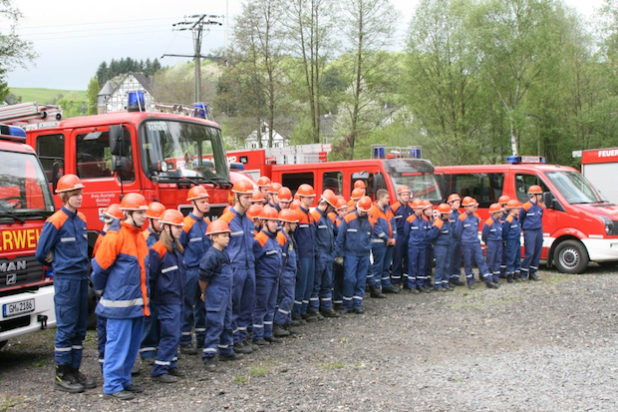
545,171,605,204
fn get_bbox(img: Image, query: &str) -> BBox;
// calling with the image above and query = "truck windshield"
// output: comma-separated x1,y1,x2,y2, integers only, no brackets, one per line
545,171,605,204
0,151,54,216
141,120,229,183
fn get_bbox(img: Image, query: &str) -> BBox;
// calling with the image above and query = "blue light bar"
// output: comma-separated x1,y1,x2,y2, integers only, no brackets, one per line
410,147,422,158
507,155,546,164
0,124,26,141
127,91,145,112
373,146,385,159
193,102,208,119
229,162,245,171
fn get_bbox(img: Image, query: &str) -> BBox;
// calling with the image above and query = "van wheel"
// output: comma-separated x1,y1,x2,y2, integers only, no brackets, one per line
554,240,589,274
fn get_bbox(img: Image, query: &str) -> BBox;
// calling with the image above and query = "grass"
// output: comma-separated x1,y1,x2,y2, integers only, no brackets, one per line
249,366,270,377
317,361,345,370
233,375,249,384
9,87,87,104
29,359,47,368
0,396,23,411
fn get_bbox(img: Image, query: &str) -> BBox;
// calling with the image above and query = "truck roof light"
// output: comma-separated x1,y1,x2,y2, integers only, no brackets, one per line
507,156,546,164
193,102,208,119
229,162,245,171
127,91,145,112
0,124,27,141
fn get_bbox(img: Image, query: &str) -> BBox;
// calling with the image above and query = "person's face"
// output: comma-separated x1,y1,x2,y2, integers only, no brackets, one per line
466,205,478,213
67,190,83,210
358,210,368,217
265,219,279,233
300,196,314,208
238,194,252,210
131,210,147,227
450,200,460,210
288,222,297,232
170,225,183,238
278,201,290,210
400,193,410,203
512,206,521,215
152,219,162,232
380,195,390,207
194,198,210,214
213,232,230,248
260,187,269,198
423,207,432,217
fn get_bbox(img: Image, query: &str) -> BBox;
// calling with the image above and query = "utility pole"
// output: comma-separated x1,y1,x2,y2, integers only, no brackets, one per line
162,14,223,103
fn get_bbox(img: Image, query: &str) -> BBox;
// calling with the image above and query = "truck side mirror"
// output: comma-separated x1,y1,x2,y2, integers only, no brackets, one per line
543,191,564,212
111,156,127,172
109,125,126,157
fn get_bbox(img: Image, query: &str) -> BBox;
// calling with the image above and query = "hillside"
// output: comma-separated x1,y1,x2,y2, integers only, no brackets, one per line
9,87,87,104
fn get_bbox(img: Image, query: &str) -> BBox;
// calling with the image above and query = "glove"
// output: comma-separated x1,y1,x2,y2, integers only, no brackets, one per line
335,256,344,266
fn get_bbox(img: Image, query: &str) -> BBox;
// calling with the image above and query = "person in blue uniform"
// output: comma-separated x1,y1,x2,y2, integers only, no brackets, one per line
274,209,299,336
447,194,465,287
502,200,522,283
390,186,412,288
367,189,394,298
422,200,435,291
332,198,349,311
293,184,317,322
402,199,428,294
428,204,453,292
520,185,545,281
498,195,511,278
482,203,504,286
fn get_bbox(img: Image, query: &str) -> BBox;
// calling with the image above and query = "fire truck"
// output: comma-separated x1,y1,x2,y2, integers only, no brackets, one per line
0,124,56,349
573,148,618,204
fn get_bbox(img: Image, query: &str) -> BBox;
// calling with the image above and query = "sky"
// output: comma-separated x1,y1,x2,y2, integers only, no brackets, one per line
4,0,605,91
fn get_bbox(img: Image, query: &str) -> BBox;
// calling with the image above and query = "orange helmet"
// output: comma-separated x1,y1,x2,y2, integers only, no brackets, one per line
278,187,292,202
411,198,424,209
56,174,84,194
207,219,231,235
120,193,148,211
247,204,264,221
321,189,338,208
257,176,271,188
528,185,543,194
187,186,209,201
103,203,123,220
357,196,373,212
159,209,184,227
297,184,315,198
336,198,348,210
232,180,254,195
351,188,364,201
397,185,411,195
251,191,265,204
260,206,280,220
354,180,366,190
290,199,301,210
268,182,283,195
437,203,451,214
146,202,166,219
447,194,461,203
462,196,478,207
506,199,521,209
498,195,511,204
422,200,433,209
279,209,299,223
489,203,503,213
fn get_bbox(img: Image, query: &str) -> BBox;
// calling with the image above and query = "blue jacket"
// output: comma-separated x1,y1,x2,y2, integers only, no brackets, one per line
403,213,429,247
336,211,373,257
198,247,233,311
449,209,461,242
502,214,522,243
428,217,451,248
218,207,255,270
180,212,211,269
35,206,89,278
294,206,316,258
149,241,185,305
92,220,150,319
520,201,544,231
254,230,283,278
369,203,394,244
482,217,503,244
311,208,335,255
277,230,298,278
455,211,482,244
143,227,160,248
391,201,413,239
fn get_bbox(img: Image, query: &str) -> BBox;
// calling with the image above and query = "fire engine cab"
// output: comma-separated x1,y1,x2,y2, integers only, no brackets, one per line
435,156,618,274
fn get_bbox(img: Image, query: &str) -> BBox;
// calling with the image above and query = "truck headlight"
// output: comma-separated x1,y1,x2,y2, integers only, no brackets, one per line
599,216,613,236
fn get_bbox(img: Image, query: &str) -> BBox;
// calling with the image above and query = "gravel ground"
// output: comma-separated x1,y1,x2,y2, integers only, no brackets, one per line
2,265,618,412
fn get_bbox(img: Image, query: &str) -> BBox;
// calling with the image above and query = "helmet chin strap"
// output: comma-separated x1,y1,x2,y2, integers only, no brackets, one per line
128,211,141,228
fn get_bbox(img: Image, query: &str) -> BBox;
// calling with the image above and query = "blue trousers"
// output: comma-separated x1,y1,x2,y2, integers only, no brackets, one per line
54,277,88,368
433,243,450,290
103,317,143,394
231,266,255,343
342,254,370,311
252,276,278,340
381,245,394,289
424,243,434,287
407,244,425,289
391,238,408,285
449,239,462,282
152,304,181,377
462,242,491,284
368,242,386,288
486,241,503,283
202,281,233,359
181,268,206,347
522,229,543,278
332,262,344,307
500,241,508,278
274,268,296,325
505,239,522,277
96,314,107,371
139,303,159,360
293,257,315,317
310,253,334,312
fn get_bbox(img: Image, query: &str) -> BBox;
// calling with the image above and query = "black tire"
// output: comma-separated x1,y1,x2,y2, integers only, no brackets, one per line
554,240,589,274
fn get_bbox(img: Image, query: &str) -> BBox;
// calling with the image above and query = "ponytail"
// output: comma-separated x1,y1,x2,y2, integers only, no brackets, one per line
160,225,184,254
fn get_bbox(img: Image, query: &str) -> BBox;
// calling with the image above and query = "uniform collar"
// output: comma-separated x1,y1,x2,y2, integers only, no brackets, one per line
189,212,204,222
261,229,277,239
121,221,143,234
61,206,77,218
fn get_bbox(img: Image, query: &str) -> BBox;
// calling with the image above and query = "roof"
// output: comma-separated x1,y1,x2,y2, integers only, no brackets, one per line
48,111,220,130
97,72,153,97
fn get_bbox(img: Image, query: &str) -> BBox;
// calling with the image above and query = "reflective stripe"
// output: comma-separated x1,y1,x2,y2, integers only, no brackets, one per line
333,300,343,304
195,328,206,332
190,237,202,242
318,225,328,229
371,239,384,243
302,300,309,304
203,348,217,353
320,297,331,301
161,265,178,273
95,289,104,295
83,234,88,239
347,229,357,233
55,347,72,352
309,297,319,301
218,344,229,349
266,250,277,255
299,224,309,228
278,308,289,315
72,345,83,350
231,231,244,236
99,297,144,308
343,297,352,301
264,321,273,325
353,296,363,300
238,326,247,331
60,237,76,242
98,358,105,364
155,360,171,366
139,347,157,352
294,300,302,305
181,332,192,336
253,324,264,328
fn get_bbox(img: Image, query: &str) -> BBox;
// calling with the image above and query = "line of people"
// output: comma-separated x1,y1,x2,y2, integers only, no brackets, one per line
35,174,544,401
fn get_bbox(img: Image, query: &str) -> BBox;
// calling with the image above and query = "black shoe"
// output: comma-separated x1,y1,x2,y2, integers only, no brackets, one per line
529,273,540,281
131,364,140,376
264,336,282,344
273,324,291,337
309,311,325,321
152,373,178,383
492,281,501,288
124,384,144,393
486,282,498,289
283,325,300,335
168,367,184,377
320,309,340,318
301,313,316,323
467,284,475,290
105,390,135,401
142,357,155,366
444,285,454,291
233,342,253,354
369,285,386,298
290,318,303,327
180,345,197,355
352,308,365,314
506,275,514,283
72,368,96,389
424,286,432,293
220,353,244,362
382,286,400,294
203,357,217,372
54,365,85,393
253,339,270,346
333,303,343,311
450,278,465,287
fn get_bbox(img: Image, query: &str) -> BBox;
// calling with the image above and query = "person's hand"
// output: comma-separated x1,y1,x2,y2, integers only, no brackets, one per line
200,293,205,302
45,251,53,263
387,239,396,246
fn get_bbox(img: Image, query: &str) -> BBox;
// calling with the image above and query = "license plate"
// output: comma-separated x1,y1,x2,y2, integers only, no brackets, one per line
3,299,35,318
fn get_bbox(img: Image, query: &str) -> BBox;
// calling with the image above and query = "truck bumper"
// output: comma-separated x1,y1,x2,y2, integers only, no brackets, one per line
582,238,618,262
0,285,56,342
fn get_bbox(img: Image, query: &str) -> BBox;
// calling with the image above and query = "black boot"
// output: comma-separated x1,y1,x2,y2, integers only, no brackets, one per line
529,272,540,281
369,285,386,299
382,286,400,294
273,324,291,337
54,365,84,393
72,367,96,389
506,274,513,283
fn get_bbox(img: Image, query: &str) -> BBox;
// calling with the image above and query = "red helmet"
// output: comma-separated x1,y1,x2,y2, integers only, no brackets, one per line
290,199,301,210
260,206,280,220
462,196,478,207
506,199,521,209
397,185,411,195
437,203,451,214
56,174,84,194
146,202,166,219
279,209,299,223
422,200,433,209
251,191,265,204
247,204,264,221
120,193,148,211
278,187,292,202
489,203,503,213
297,184,315,198
357,196,373,212
498,195,511,204
351,188,364,201
268,182,283,195
321,189,338,208
447,194,461,203
528,185,543,194
159,209,184,227
187,186,209,201
411,198,424,209
232,180,254,195
354,180,366,190
207,219,231,235
257,176,271,188
103,203,123,220
336,198,348,210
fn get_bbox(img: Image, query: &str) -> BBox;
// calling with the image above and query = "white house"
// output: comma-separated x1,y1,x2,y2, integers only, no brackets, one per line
97,72,156,114
245,122,289,149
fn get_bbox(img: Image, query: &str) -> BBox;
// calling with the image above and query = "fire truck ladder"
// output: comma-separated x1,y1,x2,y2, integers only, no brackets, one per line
154,102,213,121
0,102,63,130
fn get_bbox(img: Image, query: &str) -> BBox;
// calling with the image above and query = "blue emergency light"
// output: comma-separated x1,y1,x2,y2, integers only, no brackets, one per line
373,146,385,159
127,90,145,112
507,155,546,164
229,162,245,171
410,147,422,158
193,102,209,119
0,124,26,141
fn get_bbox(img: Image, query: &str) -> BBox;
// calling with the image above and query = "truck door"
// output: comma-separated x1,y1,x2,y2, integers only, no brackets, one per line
36,133,65,209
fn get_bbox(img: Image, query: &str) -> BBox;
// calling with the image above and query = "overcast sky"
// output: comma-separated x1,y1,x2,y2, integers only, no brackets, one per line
5,0,604,91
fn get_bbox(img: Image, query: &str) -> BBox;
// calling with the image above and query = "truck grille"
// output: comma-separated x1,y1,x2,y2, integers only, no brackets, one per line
0,255,44,294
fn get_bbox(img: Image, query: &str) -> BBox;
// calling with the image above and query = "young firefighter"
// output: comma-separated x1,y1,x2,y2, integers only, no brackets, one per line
247,204,264,234
455,197,495,289
447,194,465,287
427,204,454,292
402,199,428,294
332,198,349,311
143,202,166,247
148,209,186,383
503,200,522,282
200,220,241,372
309,189,340,318
367,189,394,298
92,193,150,401
35,174,95,393
251,191,266,205
347,188,364,209
257,176,271,200
390,186,413,289
520,185,544,281
179,186,211,354
336,196,374,314
498,195,511,278
293,184,317,323
252,207,283,345
267,182,282,209
482,203,504,286
274,209,299,336
276,187,293,212
422,200,435,292
353,180,367,196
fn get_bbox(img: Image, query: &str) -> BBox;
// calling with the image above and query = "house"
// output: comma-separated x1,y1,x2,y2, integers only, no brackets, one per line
245,122,289,149
97,72,156,114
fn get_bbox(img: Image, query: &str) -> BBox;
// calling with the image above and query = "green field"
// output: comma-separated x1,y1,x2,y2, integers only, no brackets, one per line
9,87,87,104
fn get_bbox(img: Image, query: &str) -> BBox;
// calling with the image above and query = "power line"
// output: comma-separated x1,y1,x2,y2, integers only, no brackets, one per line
21,28,226,41
18,16,183,30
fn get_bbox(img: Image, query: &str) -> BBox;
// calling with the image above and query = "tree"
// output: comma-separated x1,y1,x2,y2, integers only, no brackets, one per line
86,77,99,115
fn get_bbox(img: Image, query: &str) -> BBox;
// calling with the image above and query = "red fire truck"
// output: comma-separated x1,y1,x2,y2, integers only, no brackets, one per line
575,148,618,204
0,125,56,349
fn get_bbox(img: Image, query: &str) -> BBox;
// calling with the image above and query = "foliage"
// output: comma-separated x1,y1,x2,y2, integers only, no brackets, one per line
95,57,162,87
86,77,99,115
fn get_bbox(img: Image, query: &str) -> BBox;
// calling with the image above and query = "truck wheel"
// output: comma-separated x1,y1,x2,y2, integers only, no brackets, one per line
0,340,7,350
554,240,589,274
